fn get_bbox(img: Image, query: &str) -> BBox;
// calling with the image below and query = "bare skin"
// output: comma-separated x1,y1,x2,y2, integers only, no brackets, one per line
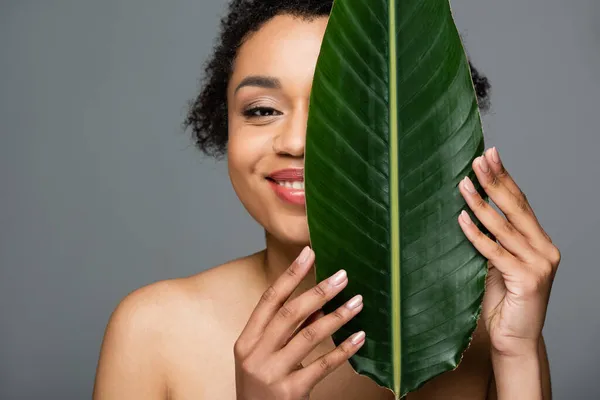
93,14,556,400
93,252,487,399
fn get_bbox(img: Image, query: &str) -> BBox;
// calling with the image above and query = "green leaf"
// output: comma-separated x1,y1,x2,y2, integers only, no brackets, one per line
304,0,490,397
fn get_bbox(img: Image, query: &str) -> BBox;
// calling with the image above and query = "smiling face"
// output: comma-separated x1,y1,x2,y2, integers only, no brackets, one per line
226,14,328,245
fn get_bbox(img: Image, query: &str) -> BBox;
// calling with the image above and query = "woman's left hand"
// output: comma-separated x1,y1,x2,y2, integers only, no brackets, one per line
457,147,561,358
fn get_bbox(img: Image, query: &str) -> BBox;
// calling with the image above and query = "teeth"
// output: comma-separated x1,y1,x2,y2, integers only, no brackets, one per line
276,181,305,190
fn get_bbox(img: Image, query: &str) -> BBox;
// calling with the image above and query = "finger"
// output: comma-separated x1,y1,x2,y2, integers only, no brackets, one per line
459,175,538,263
482,148,553,248
238,246,315,346
484,148,526,200
288,331,366,391
298,309,326,332
259,269,349,352
284,309,326,347
484,148,559,264
278,295,363,368
458,210,523,276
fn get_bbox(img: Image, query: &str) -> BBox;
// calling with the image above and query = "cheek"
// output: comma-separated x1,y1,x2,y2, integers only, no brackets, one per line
227,128,279,236
227,127,265,177
227,135,253,193
227,126,270,208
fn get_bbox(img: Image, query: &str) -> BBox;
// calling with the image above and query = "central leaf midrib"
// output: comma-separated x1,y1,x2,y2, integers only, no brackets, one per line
388,0,402,398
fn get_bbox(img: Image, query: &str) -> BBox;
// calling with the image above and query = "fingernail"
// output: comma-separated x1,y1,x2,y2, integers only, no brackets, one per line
478,156,490,173
297,246,311,264
491,147,501,164
346,294,363,309
351,331,366,345
329,269,347,286
462,177,476,194
460,210,473,225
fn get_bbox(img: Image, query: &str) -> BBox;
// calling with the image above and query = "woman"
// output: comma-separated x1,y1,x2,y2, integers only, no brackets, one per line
93,0,559,398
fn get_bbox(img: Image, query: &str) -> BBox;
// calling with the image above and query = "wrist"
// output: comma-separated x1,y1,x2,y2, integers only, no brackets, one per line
491,337,540,359
491,347,542,400
491,348,539,367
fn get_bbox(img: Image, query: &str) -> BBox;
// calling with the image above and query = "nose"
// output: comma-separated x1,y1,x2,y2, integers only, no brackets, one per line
272,107,307,157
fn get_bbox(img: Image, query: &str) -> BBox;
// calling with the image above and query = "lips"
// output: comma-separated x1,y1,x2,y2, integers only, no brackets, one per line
266,168,305,206
268,168,304,182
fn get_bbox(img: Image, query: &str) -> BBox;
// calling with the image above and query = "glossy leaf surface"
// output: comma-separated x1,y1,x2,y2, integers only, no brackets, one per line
305,0,490,396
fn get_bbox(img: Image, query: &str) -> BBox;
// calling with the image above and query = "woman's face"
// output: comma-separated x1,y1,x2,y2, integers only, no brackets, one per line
227,14,328,245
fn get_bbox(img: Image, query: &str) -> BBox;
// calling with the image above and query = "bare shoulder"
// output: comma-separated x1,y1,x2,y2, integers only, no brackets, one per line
98,250,265,349
189,250,266,300
182,250,267,325
93,251,265,400
93,277,188,399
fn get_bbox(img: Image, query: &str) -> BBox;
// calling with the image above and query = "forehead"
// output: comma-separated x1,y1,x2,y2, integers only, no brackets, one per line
229,14,329,94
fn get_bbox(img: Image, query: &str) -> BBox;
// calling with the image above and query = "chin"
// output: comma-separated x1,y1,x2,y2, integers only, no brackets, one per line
268,214,310,245
232,179,310,245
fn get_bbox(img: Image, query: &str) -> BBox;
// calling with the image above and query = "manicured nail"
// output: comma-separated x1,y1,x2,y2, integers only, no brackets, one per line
460,210,473,225
491,147,501,164
462,177,477,194
478,156,490,173
351,331,366,345
329,269,347,286
346,295,363,309
297,246,311,264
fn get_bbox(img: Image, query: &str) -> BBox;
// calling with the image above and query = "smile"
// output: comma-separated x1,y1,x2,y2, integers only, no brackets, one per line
266,168,305,206
272,180,305,189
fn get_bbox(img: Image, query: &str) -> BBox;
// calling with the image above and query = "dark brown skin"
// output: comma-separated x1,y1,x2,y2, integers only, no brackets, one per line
93,14,556,400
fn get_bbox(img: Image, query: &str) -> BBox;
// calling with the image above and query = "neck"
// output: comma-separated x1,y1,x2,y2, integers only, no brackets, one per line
262,231,316,297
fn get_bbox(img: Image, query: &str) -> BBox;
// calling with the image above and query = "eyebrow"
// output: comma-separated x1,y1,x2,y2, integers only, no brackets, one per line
234,75,282,94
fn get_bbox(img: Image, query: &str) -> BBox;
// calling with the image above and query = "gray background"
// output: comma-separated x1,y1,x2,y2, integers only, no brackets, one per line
0,0,598,399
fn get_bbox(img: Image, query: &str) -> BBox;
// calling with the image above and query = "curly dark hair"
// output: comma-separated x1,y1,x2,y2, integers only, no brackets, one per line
184,0,492,159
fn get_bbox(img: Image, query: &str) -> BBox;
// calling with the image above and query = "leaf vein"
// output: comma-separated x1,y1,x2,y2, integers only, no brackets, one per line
403,258,483,322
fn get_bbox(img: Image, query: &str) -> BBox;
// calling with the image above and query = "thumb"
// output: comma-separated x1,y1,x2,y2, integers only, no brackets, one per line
482,261,506,323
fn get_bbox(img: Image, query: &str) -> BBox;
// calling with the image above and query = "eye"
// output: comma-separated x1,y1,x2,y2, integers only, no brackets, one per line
243,106,282,118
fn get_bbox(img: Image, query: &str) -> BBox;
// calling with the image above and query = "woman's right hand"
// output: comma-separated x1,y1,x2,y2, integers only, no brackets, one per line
234,246,365,400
